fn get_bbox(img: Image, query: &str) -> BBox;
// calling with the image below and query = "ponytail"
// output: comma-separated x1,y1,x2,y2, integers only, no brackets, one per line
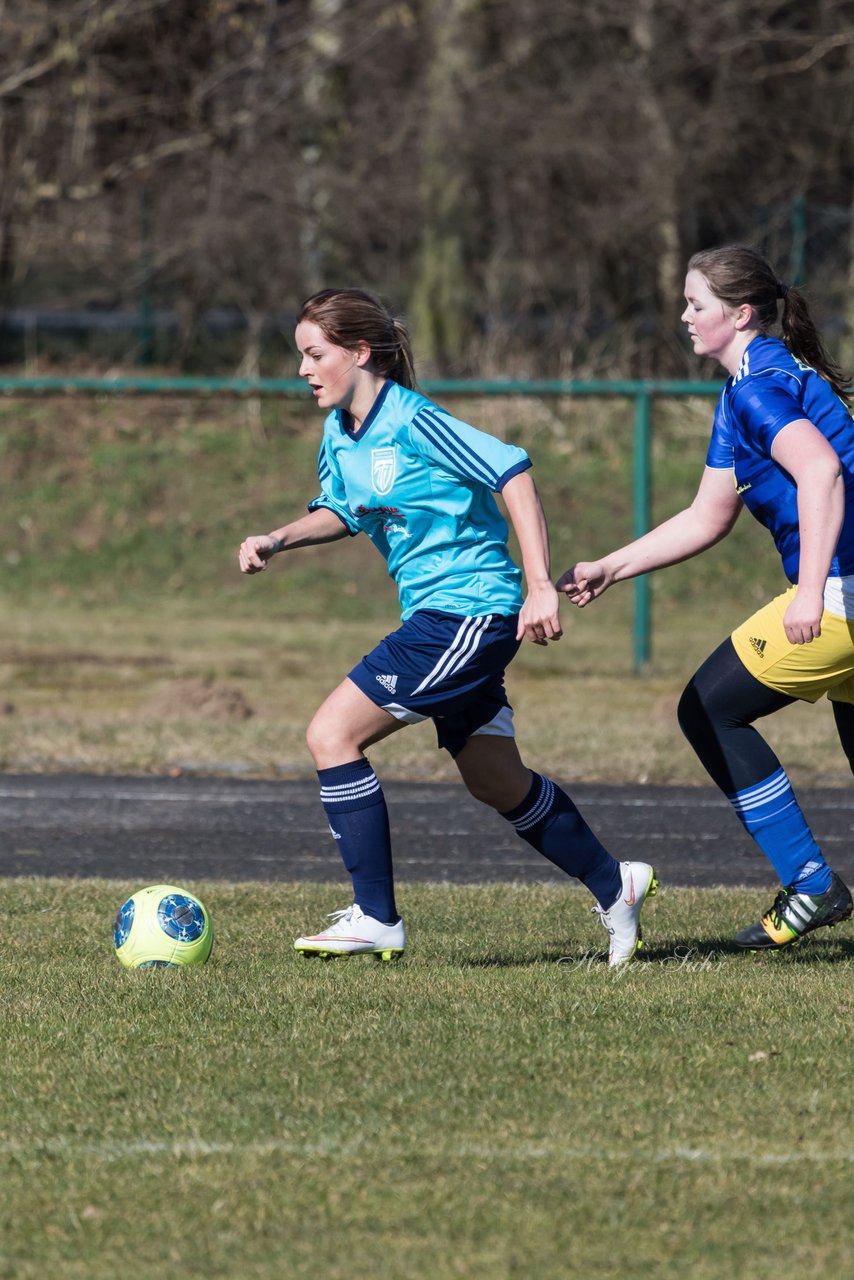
390,317,417,390
298,288,418,390
780,287,851,403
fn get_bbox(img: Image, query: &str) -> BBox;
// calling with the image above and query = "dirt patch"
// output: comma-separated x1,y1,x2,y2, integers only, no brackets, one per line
143,677,254,721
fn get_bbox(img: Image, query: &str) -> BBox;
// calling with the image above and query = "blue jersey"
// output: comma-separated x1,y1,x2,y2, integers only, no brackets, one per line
705,335,854,582
307,379,532,619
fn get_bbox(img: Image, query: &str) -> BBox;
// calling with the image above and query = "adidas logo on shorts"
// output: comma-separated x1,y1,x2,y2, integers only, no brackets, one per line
749,636,767,658
376,673,398,694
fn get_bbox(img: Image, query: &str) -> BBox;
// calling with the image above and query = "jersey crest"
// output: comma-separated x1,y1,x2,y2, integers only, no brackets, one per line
371,447,397,496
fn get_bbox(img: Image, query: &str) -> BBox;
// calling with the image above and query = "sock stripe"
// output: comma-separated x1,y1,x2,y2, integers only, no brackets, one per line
728,768,789,813
732,785,792,814
725,767,827,890
728,770,800,827
512,776,555,832
320,775,381,804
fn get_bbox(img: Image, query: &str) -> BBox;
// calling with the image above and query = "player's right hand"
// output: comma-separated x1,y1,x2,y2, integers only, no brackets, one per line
238,534,280,574
556,560,610,607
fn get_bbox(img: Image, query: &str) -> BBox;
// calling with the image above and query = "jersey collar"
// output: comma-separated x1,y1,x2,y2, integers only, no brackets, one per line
733,334,781,385
336,379,394,442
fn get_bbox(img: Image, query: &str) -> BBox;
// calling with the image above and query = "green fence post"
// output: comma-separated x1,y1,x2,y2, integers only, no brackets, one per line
633,388,652,672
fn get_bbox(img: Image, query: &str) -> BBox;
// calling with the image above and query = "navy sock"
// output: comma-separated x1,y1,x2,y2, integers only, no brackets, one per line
317,758,398,923
728,768,831,894
501,774,621,908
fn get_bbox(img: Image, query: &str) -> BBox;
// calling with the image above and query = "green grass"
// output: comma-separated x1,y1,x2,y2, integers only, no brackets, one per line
2,879,853,1279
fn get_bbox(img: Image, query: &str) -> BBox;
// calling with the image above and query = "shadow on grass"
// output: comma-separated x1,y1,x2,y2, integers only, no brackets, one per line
453,934,854,969
626,935,854,965
454,947,587,969
642,939,745,961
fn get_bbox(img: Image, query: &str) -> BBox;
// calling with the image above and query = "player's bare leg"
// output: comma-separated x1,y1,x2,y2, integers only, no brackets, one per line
306,677,405,768
454,734,532,811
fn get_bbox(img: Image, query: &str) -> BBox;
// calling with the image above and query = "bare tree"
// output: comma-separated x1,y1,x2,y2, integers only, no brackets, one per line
1,0,852,374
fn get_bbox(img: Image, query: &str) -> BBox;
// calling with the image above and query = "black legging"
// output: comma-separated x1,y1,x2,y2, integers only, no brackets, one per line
676,637,854,794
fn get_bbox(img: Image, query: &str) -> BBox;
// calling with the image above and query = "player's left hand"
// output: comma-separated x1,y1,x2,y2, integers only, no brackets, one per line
783,588,823,645
518,583,563,646
238,533,280,574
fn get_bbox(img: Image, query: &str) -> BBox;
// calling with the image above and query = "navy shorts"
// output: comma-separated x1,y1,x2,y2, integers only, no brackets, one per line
347,610,521,757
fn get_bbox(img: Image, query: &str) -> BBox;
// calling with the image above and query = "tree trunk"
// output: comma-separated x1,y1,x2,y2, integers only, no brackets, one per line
631,0,681,358
296,0,344,297
410,0,477,373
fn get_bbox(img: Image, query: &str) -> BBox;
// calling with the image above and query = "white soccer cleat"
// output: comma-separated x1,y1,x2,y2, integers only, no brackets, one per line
294,904,405,961
592,861,658,967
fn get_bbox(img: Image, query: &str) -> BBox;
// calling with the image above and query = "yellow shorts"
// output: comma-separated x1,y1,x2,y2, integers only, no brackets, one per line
731,585,854,705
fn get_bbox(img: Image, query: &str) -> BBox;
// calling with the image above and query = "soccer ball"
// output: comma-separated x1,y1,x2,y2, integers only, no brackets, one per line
113,884,213,969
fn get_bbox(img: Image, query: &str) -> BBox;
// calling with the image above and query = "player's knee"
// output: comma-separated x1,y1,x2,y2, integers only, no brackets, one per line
458,752,531,811
306,710,341,764
677,678,708,748
304,717,322,764
679,672,747,748
462,772,501,808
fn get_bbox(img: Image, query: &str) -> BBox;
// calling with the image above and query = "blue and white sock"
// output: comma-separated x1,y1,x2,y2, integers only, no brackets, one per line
728,767,831,894
317,758,399,924
501,773,622,908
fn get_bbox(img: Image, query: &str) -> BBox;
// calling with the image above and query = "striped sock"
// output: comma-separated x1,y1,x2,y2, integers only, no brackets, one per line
501,773,621,908
317,758,398,923
727,767,831,894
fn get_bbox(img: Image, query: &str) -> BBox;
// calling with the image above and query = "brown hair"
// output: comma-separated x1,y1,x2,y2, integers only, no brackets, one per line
688,245,851,401
297,287,417,390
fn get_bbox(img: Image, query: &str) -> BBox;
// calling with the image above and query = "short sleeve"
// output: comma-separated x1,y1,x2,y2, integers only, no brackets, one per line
306,438,360,535
731,378,806,453
408,405,531,491
705,391,735,469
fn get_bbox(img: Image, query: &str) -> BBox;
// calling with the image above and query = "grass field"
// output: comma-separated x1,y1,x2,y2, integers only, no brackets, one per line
2,879,853,1280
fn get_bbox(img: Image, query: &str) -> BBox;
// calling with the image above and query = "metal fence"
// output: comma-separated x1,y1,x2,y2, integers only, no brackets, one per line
0,374,723,671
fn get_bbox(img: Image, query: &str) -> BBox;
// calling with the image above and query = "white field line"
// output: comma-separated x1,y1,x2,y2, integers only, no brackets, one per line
1,1137,852,1164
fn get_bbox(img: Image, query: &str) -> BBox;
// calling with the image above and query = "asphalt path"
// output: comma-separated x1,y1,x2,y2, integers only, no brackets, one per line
2,772,854,889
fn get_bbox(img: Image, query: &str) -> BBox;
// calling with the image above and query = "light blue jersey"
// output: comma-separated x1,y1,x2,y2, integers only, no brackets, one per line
307,379,531,618
706,335,854,582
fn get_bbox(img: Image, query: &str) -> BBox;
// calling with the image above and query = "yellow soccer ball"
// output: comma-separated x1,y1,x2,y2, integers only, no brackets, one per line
113,884,213,968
